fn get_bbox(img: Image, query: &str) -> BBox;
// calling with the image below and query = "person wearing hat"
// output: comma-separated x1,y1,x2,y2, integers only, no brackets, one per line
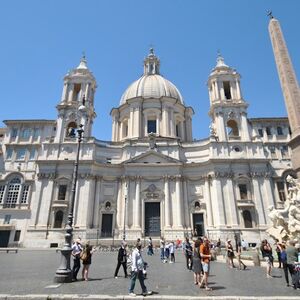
114,241,128,279
128,242,152,297
71,238,82,281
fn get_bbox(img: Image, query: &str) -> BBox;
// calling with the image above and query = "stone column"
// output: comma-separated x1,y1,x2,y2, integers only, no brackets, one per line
215,81,220,99
175,176,183,228
204,177,214,227
61,83,68,102
93,176,102,228
170,109,175,137
269,17,300,177
182,177,190,228
180,122,185,140
211,175,226,226
164,176,171,228
68,83,74,102
226,177,239,226
144,113,148,137
241,112,251,141
216,112,226,141
129,108,134,138
116,179,122,229
236,79,241,99
134,177,141,228
251,175,266,225
263,176,276,211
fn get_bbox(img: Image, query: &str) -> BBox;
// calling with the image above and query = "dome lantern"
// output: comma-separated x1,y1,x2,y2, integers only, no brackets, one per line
143,48,160,75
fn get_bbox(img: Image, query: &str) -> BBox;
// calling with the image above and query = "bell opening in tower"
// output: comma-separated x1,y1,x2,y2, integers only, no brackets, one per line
223,81,231,100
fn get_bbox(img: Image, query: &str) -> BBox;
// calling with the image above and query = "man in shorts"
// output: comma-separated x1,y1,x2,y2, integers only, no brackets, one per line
199,237,212,291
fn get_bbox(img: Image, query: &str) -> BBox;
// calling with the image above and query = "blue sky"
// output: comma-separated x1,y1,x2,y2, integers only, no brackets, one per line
0,0,299,141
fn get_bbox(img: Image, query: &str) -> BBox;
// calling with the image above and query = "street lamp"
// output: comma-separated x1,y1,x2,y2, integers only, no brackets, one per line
54,102,87,283
123,183,128,241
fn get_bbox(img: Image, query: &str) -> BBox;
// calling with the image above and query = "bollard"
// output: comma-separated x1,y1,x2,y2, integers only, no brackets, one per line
252,247,261,266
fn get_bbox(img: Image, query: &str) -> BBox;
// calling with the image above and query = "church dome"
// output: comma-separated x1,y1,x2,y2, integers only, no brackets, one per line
120,49,184,105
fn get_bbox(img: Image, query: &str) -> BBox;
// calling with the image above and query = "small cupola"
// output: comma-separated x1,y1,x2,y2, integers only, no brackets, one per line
143,48,160,75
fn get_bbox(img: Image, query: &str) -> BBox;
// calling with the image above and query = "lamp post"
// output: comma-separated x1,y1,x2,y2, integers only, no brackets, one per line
54,103,86,283
123,183,128,241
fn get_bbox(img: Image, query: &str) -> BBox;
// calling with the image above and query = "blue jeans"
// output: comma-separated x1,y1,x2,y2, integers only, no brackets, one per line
129,270,147,293
160,248,165,260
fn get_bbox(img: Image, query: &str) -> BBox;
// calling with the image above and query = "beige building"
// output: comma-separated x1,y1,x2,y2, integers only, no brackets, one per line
0,49,295,248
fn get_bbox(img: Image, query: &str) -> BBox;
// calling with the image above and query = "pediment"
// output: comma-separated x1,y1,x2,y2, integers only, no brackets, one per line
124,150,181,165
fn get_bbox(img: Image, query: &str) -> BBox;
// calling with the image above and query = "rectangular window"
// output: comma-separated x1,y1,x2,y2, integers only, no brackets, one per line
16,148,26,160
58,185,67,200
0,185,5,203
258,129,263,137
11,128,18,138
4,215,11,224
21,185,30,204
223,81,231,100
266,127,272,136
277,126,283,135
21,128,31,139
269,146,277,159
6,148,13,160
276,181,286,202
29,148,36,160
238,184,248,200
33,128,40,140
281,145,289,159
147,120,156,134
5,183,20,208
14,230,21,242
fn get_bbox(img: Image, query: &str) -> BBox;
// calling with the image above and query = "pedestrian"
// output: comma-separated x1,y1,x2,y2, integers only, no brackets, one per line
114,241,128,279
285,240,299,289
160,236,166,263
81,241,96,281
199,237,212,291
226,239,235,268
184,237,193,270
275,239,282,268
147,237,154,256
128,242,152,297
236,241,247,270
167,241,175,263
192,239,203,286
278,242,289,286
71,238,82,281
260,239,274,278
165,241,170,261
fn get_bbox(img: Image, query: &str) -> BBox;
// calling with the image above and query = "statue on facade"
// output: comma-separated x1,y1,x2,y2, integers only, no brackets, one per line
209,123,218,141
148,132,158,151
267,175,300,242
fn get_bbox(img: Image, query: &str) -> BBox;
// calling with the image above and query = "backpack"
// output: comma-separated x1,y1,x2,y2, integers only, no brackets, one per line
80,250,87,261
280,251,287,262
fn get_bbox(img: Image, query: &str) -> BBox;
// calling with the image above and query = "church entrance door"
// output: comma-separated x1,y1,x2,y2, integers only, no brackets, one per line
145,202,160,237
192,213,204,237
101,214,113,237
0,230,10,247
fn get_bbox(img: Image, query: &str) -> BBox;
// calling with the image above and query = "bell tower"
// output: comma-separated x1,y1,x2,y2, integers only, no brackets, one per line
55,55,97,143
207,53,251,142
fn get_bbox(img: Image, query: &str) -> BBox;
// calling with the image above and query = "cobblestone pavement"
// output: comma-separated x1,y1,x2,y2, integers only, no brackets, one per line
0,249,299,298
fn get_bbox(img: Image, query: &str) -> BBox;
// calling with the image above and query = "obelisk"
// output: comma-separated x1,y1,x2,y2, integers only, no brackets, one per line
268,13,300,178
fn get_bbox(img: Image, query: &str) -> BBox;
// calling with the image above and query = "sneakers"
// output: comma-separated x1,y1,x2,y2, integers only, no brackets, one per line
115,276,118,279
128,292,136,296
142,291,153,296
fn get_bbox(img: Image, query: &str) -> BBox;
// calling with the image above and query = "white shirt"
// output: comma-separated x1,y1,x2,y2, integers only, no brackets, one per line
131,248,144,272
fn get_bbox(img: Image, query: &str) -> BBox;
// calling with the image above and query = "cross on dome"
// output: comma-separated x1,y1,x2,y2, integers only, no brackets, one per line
77,52,88,70
215,51,229,68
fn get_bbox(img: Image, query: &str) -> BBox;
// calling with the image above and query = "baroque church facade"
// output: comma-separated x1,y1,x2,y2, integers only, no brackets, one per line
0,49,295,248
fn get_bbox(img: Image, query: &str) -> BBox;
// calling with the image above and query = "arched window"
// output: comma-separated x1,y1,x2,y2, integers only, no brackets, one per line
66,122,77,138
242,210,253,228
194,201,200,209
54,211,64,228
226,120,239,137
4,178,21,208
